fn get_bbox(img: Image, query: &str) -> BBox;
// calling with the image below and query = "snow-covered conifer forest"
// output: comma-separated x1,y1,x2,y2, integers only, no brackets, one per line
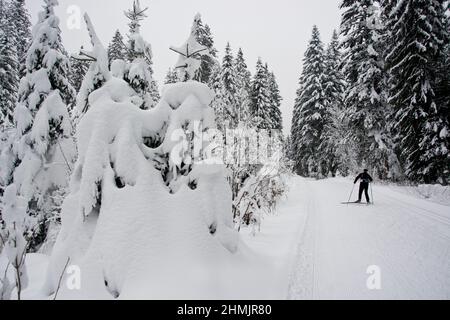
0,0,449,300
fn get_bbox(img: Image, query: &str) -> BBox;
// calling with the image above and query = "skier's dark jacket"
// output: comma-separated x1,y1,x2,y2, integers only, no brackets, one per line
354,172,373,184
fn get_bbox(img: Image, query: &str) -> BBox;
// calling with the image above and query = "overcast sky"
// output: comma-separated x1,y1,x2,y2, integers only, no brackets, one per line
26,0,342,134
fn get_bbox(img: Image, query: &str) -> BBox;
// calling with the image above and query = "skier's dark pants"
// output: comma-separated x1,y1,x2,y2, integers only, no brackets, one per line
358,182,370,202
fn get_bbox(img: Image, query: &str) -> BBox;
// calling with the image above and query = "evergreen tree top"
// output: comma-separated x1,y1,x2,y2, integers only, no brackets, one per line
235,47,252,90
236,48,248,69
170,14,211,81
113,29,124,39
125,0,148,35
191,13,217,57
19,0,74,109
327,30,340,53
108,29,127,63
221,42,237,94
299,26,325,87
124,0,153,66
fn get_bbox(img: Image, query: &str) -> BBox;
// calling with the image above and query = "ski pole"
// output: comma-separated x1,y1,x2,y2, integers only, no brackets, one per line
370,183,374,205
347,184,355,205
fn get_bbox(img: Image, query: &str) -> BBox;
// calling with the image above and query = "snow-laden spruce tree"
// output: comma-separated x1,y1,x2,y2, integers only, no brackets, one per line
290,26,328,177
267,71,283,131
340,0,400,180
7,0,31,67
209,62,228,131
122,0,159,110
209,45,248,218
0,11,19,131
69,56,90,93
0,0,76,250
250,58,273,130
0,6,20,205
324,30,344,108
219,43,239,128
317,30,345,176
44,16,239,299
107,29,127,66
164,68,179,84
171,14,213,83
191,13,218,84
234,48,252,124
382,0,449,183
235,48,252,92
250,61,283,131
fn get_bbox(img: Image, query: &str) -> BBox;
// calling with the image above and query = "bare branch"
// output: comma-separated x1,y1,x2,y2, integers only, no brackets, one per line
169,47,187,57
53,257,71,300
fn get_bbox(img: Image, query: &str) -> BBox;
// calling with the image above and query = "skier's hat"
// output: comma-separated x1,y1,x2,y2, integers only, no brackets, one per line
364,169,369,172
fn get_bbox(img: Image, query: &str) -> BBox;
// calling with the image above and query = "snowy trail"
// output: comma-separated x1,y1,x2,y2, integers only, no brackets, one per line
286,177,450,300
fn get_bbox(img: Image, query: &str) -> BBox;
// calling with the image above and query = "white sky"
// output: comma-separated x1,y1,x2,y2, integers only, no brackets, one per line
26,0,342,134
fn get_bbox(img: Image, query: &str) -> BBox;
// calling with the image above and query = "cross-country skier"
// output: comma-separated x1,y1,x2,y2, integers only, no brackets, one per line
354,169,373,203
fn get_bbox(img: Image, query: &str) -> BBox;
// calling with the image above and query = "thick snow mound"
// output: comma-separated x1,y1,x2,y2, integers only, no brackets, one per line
161,81,215,109
43,78,250,299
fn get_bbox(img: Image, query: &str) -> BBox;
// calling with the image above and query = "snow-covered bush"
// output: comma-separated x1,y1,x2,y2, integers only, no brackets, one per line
0,184,29,300
233,155,289,235
207,42,287,232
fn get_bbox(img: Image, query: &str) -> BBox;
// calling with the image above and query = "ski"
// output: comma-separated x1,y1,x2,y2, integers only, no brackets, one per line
341,202,373,205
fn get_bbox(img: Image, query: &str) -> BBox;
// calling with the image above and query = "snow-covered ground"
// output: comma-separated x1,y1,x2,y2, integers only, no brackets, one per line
387,184,450,207
286,177,450,300
19,176,450,300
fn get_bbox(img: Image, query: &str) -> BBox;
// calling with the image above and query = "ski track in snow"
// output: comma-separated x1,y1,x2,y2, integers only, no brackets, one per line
286,177,450,300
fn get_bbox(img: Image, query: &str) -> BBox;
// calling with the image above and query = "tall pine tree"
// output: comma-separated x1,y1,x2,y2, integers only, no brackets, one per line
1,0,76,250
383,0,449,183
324,30,345,115
209,63,228,131
250,58,272,130
290,26,328,177
234,48,252,125
340,0,399,179
220,43,239,128
8,0,31,64
0,10,19,129
267,71,283,131
235,48,252,92
318,30,345,176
